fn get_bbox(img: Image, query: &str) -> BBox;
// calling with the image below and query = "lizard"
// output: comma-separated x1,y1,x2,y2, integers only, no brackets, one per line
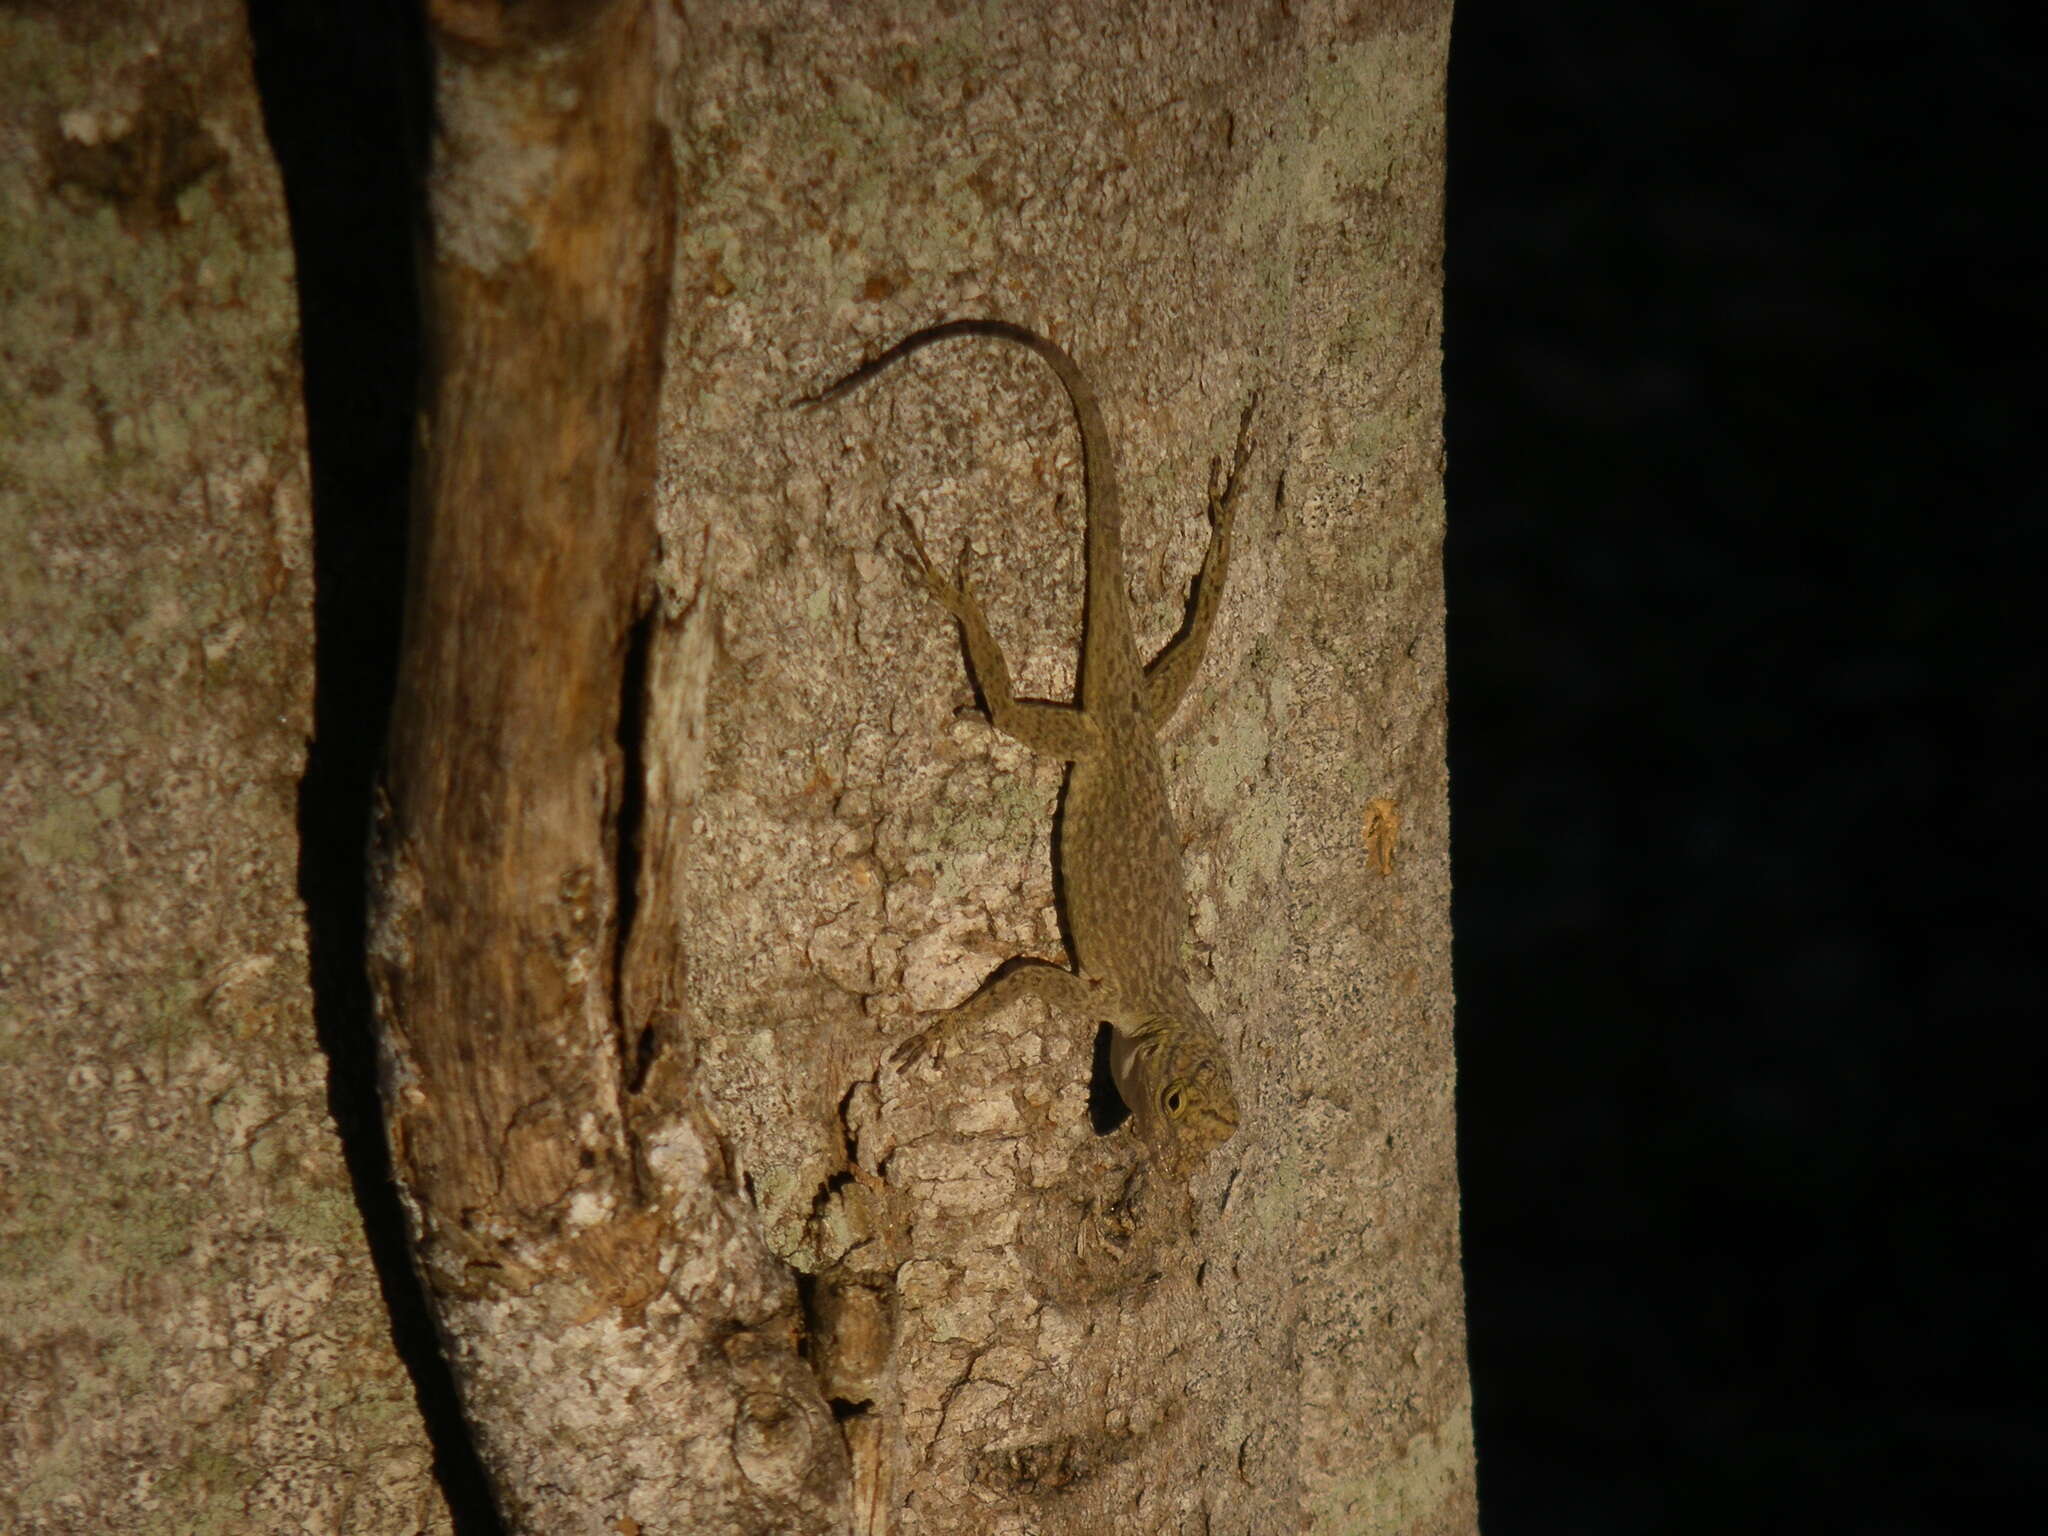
799,319,1255,1165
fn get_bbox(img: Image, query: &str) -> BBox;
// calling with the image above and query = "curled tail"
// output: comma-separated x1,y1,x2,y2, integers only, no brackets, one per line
798,319,1136,703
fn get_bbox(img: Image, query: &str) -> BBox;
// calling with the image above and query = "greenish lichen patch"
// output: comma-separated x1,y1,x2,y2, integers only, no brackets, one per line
17,792,105,866
0,23,299,513
270,1177,362,1251
1,1147,201,1315
1295,36,1442,228
151,1445,257,1536
1305,1389,1474,1534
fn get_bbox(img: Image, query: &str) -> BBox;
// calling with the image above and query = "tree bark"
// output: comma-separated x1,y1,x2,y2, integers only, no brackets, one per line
3,1,1468,1531
0,4,449,1530
630,2,1471,1532
366,2,850,1532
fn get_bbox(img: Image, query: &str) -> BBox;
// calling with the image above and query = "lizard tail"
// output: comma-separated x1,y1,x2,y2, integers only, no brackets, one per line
797,319,1134,703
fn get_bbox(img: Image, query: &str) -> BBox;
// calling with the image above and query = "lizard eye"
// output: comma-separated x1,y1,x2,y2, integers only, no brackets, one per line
1163,1086,1187,1117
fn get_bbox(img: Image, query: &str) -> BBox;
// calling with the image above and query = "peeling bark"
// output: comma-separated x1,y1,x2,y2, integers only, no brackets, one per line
366,2,846,1531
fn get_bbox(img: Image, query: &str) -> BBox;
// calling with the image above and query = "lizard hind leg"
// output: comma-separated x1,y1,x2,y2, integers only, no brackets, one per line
898,514,1103,763
889,957,1110,1072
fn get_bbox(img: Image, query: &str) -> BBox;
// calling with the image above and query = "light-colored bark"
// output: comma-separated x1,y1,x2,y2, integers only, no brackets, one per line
3,0,1465,1531
0,5,446,1532
644,2,1470,1532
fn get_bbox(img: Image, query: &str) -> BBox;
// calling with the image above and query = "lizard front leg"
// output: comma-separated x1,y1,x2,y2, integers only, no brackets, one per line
890,957,1112,1071
1142,395,1258,726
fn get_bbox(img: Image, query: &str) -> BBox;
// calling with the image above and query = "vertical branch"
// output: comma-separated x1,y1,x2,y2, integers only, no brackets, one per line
366,3,847,1529
375,0,666,1266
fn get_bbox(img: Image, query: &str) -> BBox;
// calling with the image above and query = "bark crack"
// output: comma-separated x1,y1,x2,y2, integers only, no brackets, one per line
614,600,657,1097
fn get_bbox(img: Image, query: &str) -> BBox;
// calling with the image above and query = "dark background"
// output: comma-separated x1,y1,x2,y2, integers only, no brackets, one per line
1446,2,2043,1530
249,0,2043,1531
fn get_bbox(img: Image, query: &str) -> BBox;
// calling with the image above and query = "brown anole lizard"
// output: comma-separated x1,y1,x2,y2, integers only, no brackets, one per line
801,319,1254,1164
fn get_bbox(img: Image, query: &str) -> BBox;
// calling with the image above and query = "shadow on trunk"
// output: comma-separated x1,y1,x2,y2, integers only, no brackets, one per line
245,4,503,1529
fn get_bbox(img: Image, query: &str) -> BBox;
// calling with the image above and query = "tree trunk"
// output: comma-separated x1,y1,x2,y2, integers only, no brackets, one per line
681,1,1473,1522
0,4,450,1530
3,1,1468,1532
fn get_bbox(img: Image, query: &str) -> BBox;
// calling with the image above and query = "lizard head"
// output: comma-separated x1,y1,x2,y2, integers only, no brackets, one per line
1121,1020,1240,1160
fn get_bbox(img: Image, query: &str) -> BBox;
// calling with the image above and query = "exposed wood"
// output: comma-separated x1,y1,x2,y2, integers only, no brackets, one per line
366,3,847,1529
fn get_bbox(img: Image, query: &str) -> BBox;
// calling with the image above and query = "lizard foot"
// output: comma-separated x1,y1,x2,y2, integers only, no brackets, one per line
888,1021,945,1073
897,513,980,625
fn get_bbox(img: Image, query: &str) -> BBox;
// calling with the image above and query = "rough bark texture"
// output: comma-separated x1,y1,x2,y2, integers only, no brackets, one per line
2,1,1462,1531
0,5,446,1532
366,1,848,1531
648,1,1470,1532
